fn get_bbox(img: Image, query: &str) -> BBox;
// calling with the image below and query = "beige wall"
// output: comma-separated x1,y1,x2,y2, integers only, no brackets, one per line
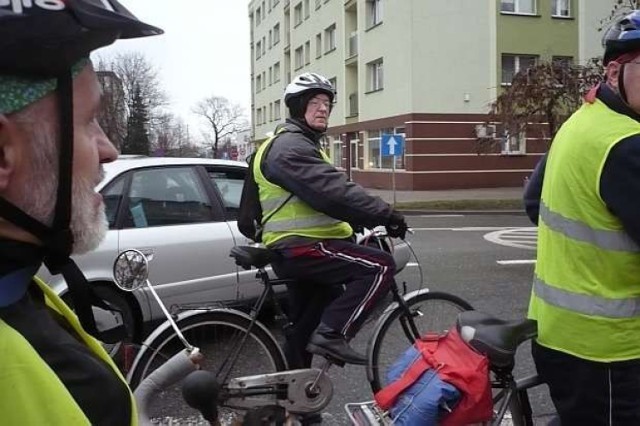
579,0,618,63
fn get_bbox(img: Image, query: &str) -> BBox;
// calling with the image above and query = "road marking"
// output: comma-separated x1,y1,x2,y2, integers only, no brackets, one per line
484,227,537,250
497,259,536,265
415,214,465,218
412,227,521,231
406,262,419,267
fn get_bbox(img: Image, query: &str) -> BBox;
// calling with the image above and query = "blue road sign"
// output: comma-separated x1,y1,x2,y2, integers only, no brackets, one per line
381,134,405,157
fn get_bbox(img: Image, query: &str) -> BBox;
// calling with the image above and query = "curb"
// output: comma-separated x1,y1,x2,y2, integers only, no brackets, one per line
398,209,526,216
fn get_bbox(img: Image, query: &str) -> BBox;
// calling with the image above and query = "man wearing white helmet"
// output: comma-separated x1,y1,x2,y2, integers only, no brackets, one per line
251,72,408,369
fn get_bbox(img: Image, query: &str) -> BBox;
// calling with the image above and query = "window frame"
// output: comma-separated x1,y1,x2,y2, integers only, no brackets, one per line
500,0,536,15
366,0,383,28
501,54,538,86
551,0,570,18
367,58,384,92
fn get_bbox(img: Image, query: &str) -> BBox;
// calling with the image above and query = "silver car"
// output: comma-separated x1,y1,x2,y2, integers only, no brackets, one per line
37,156,410,343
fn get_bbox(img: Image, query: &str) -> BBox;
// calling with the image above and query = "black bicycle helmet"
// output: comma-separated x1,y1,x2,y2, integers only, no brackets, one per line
0,0,162,339
603,10,640,65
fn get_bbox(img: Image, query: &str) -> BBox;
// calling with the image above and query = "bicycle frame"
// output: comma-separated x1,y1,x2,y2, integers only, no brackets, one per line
492,370,541,426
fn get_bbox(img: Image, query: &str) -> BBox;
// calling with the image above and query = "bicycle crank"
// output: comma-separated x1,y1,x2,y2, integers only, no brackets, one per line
224,368,333,414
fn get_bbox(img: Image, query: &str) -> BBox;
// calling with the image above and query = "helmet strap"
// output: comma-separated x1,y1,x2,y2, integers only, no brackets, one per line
619,63,630,104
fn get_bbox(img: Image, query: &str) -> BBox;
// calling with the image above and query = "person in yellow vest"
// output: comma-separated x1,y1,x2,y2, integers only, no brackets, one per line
0,2,162,424
528,10,640,425
254,72,408,373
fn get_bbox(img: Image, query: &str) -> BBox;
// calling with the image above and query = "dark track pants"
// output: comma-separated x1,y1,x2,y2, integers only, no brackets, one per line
532,340,640,426
272,239,396,365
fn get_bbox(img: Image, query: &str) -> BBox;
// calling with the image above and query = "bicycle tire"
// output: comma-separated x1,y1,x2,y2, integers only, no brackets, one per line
367,291,473,393
128,309,287,423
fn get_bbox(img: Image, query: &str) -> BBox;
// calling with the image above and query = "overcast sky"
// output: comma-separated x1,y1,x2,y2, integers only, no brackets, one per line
97,0,251,131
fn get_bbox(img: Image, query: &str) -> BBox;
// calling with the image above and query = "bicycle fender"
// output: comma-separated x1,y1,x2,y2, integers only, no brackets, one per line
126,308,286,383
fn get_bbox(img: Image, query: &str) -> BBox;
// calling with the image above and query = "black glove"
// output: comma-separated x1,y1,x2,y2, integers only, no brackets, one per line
386,210,408,239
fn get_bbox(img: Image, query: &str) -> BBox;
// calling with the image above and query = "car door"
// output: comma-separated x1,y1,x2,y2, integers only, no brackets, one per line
114,165,237,320
203,164,267,300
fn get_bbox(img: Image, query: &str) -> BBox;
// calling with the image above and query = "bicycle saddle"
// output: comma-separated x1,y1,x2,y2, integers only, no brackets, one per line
229,246,281,270
456,311,537,369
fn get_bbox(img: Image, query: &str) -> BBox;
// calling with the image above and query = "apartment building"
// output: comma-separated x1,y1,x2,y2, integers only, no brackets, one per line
248,0,615,190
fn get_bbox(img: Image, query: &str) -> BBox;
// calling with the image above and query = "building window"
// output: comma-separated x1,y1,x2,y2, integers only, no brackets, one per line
316,0,321,10
350,137,359,169
274,99,281,120
273,62,281,82
257,108,263,124
256,41,262,60
262,37,266,56
502,131,526,155
324,24,336,53
268,67,273,85
256,6,262,25
551,0,570,17
305,41,311,65
501,0,536,14
294,46,304,70
366,0,383,28
315,33,322,58
367,59,384,92
366,128,405,169
501,54,537,85
294,3,303,26
304,0,310,19
256,74,262,92
332,138,343,167
273,23,280,45
268,30,272,49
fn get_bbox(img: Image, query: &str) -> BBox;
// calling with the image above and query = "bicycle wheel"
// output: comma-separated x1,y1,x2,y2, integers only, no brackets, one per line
128,309,287,424
368,291,473,393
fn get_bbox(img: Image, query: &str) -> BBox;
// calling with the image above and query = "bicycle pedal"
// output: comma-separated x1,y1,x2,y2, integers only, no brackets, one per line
307,344,346,368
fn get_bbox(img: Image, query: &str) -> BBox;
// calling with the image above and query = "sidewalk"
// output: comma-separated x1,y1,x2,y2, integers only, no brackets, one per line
366,187,524,204
365,186,525,214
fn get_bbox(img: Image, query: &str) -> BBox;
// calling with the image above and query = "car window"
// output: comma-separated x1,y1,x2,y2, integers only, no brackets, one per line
207,167,246,220
102,176,126,229
123,167,214,228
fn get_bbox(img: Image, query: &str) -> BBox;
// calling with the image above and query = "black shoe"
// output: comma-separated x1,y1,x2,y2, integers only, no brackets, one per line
306,324,367,366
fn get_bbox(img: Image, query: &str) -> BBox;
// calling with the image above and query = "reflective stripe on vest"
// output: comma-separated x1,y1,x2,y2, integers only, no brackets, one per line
540,202,640,252
529,98,640,362
533,276,640,318
253,128,352,246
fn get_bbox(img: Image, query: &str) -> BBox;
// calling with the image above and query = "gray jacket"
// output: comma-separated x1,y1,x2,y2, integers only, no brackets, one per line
261,118,394,247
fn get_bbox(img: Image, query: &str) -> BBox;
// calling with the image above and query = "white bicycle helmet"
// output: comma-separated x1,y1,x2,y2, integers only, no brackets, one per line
284,72,336,107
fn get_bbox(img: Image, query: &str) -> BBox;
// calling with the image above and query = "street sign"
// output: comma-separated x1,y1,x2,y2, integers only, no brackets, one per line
381,134,405,157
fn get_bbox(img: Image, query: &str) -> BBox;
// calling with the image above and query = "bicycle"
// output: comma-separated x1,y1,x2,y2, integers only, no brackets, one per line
124,227,473,423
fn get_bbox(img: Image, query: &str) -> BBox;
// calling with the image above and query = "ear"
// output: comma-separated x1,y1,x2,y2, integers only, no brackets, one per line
0,114,20,191
605,62,622,90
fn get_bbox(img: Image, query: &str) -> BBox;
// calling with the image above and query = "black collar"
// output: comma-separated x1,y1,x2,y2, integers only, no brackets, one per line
285,118,326,143
597,84,640,123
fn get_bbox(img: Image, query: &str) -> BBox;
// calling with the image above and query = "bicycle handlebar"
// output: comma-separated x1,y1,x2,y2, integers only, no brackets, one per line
134,347,201,426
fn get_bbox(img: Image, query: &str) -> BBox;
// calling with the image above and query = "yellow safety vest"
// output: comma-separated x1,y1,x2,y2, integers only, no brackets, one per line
529,99,640,362
0,277,138,425
254,131,353,246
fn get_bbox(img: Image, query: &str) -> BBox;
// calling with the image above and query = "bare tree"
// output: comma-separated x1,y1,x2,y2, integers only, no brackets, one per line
94,52,168,153
193,96,244,159
151,113,198,157
477,59,603,153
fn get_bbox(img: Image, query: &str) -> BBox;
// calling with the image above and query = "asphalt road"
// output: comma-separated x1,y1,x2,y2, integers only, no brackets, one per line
310,213,555,425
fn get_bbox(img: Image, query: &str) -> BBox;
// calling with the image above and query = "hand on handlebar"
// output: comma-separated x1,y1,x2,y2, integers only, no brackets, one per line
386,210,408,239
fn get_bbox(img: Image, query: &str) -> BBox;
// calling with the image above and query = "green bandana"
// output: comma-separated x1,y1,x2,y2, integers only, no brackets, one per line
0,59,90,115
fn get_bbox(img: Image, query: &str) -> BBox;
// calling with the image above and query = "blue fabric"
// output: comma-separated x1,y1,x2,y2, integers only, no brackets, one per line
386,345,461,426
0,266,38,307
